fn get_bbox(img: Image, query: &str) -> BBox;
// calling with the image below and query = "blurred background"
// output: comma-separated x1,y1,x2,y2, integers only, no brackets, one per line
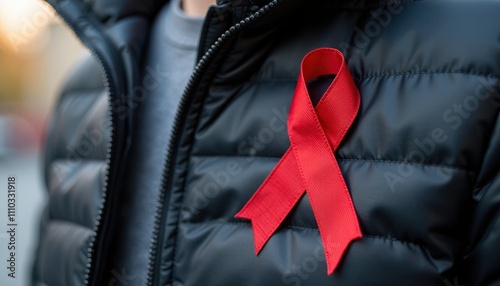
0,0,84,284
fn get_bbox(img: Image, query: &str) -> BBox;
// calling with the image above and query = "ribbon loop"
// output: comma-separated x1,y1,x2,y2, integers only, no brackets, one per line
236,48,362,275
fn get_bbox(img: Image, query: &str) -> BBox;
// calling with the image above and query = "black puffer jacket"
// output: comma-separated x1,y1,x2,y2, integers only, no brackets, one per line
33,0,500,285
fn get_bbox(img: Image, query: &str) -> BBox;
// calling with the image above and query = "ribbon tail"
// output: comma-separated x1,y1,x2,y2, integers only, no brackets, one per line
235,149,304,254
306,160,362,275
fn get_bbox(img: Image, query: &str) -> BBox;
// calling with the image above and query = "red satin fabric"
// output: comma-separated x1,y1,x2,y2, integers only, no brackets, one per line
235,48,362,275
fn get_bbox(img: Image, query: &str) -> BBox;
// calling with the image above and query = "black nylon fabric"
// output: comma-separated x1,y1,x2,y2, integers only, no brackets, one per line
33,0,500,285
33,52,110,286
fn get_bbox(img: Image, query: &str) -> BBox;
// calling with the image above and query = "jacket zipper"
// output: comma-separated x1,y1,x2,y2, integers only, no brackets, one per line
146,0,282,285
44,2,121,286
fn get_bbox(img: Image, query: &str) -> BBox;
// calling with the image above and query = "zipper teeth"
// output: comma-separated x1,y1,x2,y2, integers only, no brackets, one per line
43,2,115,286
83,55,113,286
146,0,282,285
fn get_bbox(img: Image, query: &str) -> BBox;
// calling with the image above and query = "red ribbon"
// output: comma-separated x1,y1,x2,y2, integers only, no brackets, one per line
235,48,362,275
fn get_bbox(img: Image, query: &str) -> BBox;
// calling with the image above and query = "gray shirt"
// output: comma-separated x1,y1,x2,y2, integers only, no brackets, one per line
113,0,204,283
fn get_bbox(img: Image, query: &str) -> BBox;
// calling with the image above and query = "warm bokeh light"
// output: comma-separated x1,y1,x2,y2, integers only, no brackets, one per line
0,0,56,54
0,0,84,148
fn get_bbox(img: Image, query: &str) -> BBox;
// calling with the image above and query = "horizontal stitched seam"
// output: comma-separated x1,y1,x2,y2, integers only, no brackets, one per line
192,154,281,160
46,218,94,232
180,220,420,247
180,219,316,231
322,0,421,10
180,220,318,230
191,155,475,172
252,71,500,84
363,235,420,248
338,158,473,172
355,70,500,81
62,87,106,95
51,158,106,163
